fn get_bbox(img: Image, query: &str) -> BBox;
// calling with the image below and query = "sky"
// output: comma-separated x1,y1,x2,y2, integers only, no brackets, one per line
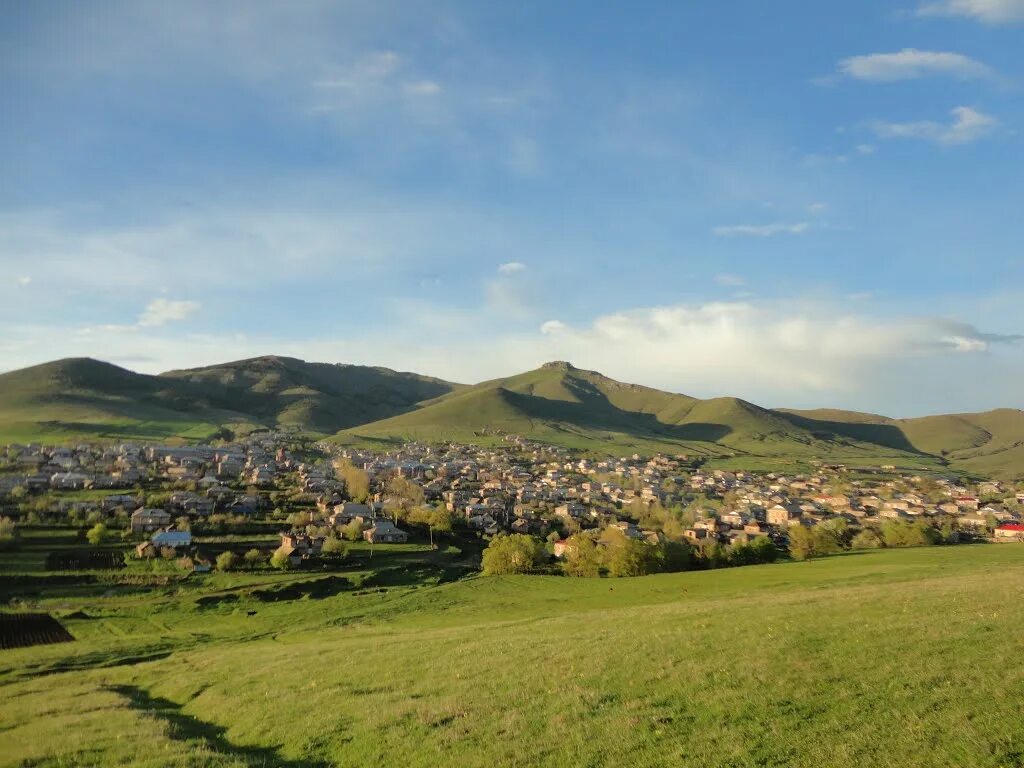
1,0,1023,416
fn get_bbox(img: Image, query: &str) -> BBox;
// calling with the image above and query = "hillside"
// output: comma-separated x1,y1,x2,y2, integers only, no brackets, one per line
336,361,940,469
4,543,1024,767
162,356,459,433
0,357,459,442
1,356,1020,478
783,406,1024,479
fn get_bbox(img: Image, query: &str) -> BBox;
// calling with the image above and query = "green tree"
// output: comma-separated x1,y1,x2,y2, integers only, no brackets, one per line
561,534,602,577
335,460,370,503
384,476,426,521
481,534,545,575
749,536,778,563
0,516,19,550
851,528,883,549
321,536,347,559
788,525,816,561
601,529,663,577
216,551,238,571
813,519,848,554
86,522,109,546
270,547,292,570
243,548,264,568
341,519,364,542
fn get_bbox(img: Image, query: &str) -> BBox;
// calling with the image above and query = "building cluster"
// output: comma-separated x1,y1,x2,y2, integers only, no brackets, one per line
4,435,1024,559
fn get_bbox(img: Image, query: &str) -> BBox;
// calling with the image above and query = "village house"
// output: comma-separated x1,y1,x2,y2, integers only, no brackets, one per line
131,507,171,534
363,519,409,544
994,524,1024,542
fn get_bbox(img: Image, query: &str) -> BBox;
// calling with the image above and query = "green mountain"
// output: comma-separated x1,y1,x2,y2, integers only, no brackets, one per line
0,356,458,442
337,361,985,473
1,357,1021,478
781,407,1024,480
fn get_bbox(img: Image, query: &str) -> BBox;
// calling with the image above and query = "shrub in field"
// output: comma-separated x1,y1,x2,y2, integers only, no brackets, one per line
216,551,238,571
482,534,545,575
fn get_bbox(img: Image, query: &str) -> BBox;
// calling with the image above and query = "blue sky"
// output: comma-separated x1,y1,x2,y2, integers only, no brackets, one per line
1,0,1022,415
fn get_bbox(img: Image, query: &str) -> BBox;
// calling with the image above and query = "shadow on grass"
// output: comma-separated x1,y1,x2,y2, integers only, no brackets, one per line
108,684,331,767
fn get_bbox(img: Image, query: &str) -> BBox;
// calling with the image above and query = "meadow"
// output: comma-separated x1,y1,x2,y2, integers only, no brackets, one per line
2,535,1023,767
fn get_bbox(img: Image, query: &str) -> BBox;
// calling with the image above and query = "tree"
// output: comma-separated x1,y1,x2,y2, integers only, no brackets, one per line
813,519,848,554
341,519,364,542
600,529,663,577
335,460,370,503
561,534,602,577
409,504,454,548
481,534,545,575
321,536,347,559
0,516,19,550
86,522,109,546
749,536,778,563
851,528,883,549
788,525,816,561
270,547,292,570
384,477,425,521
216,551,238,571
243,548,264,568
9,485,27,502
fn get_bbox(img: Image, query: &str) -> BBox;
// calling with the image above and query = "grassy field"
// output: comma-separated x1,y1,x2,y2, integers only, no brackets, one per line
2,532,1023,767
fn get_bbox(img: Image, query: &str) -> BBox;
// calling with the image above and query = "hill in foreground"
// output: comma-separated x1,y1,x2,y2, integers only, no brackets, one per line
3,546,1024,766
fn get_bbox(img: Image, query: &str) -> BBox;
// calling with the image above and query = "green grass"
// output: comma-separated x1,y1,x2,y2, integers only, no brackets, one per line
2,533,1024,767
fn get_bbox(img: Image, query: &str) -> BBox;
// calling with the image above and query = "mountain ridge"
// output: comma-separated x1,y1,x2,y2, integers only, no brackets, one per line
0,356,1021,478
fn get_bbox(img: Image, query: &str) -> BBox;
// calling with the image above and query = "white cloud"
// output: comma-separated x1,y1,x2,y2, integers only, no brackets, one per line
137,298,200,327
872,106,998,146
856,143,877,155
713,222,810,237
403,80,442,96
838,49,993,81
16,276,31,286
497,261,526,274
714,273,746,287
807,202,828,214
540,320,566,334
917,0,1024,23
1,299,1020,415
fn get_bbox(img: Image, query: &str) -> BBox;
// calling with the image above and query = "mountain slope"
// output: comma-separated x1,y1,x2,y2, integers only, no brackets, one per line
782,407,1024,479
161,356,459,433
336,362,936,465
2,357,1020,478
0,357,460,442
0,358,231,442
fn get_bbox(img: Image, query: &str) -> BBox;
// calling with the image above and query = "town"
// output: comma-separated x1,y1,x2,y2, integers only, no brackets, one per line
2,431,1023,582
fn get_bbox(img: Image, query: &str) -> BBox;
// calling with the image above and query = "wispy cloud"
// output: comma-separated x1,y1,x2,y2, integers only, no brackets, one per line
917,0,1024,23
713,222,811,237
871,106,998,146
497,261,527,274
137,298,200,327
714,273,746,287
837,49,994,81
15,276,31,286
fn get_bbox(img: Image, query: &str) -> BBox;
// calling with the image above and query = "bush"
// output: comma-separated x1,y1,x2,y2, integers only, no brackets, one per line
216,551,238,571
0,516,19,550
482,534,545,575
561,534,602,577
270,547,292,570
86,523,108,546
321,536,347,559
244,548,264,567
341,519,364,542
851,529,883,549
